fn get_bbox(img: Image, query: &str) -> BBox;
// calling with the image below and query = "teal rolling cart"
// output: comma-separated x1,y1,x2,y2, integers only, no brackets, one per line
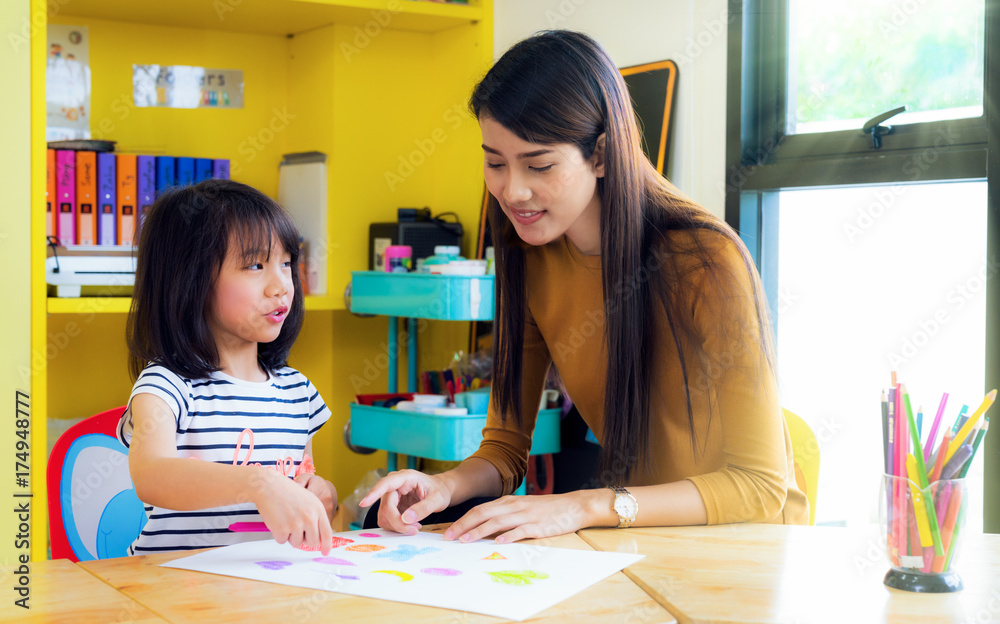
347,271,561,494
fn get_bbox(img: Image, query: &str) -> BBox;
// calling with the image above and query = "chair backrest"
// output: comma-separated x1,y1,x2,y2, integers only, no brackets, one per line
783,408,820,526
47,406,147,561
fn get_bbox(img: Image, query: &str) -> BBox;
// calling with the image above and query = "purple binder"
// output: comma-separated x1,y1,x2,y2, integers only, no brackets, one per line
97,152,117,246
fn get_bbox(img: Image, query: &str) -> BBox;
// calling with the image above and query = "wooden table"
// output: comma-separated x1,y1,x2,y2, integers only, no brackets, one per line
0,558,167,623
77,531,676,624
579,524,1000,624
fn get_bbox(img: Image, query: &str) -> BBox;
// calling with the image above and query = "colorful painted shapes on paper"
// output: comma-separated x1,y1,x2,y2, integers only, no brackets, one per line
358,532,381,538
371,570,414,582
374,544,440,562
313,557,355,566
347,544,386,553
296,537,354,551
421,568,462,577
336,574,360,581
483,552,507,560
487,570,549,586
255,560,292,571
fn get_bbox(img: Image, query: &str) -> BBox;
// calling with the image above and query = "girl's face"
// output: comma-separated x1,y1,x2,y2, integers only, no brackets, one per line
208,235,294,353
481,117,605,254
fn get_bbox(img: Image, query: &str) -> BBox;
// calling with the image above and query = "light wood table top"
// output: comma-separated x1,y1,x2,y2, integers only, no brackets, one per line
78,531,676,624
579,524,1000,624
0,558,167,624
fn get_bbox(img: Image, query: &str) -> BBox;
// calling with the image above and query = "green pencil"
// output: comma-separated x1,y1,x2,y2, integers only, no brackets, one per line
903,386,945,556
958,416,990,479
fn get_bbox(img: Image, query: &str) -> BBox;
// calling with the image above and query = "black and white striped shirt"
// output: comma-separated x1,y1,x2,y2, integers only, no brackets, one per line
118,364,331,554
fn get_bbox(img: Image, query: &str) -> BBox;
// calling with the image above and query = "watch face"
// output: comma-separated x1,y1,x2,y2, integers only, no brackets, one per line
615,495,637,518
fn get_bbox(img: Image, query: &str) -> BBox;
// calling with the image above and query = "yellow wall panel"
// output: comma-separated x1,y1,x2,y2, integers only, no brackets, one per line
1,0,34,567
49,15,289,197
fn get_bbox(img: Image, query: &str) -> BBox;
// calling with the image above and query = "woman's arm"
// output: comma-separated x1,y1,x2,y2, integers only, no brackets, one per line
359,457,503,534
128,393,334,551
440,479,707,543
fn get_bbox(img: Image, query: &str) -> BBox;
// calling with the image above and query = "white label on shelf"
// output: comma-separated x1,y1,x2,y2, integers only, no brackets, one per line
470,278,481,319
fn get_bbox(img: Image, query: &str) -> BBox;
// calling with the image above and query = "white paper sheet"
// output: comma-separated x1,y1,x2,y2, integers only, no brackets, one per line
161,529,643,621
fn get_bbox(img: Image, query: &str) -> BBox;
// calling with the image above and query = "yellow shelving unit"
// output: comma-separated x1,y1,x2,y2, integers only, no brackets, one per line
27,0,492,561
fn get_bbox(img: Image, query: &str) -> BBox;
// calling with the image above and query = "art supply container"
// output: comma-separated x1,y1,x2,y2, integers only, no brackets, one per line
454,387,490,414
384,245,412,273
880,474,967,592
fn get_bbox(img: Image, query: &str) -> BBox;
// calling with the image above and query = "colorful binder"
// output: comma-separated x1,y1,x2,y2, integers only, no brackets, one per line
155,156,175,197
97,152,117,245
46,149,56,240
55,150,76,246
212,159,230,180
175,157,195,187
75,151,97,245
195,158,213,182
137,155,156,241
117,154,137,246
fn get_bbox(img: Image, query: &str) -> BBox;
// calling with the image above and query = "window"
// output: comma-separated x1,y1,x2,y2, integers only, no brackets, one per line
789,0,985,134
727,0,998,530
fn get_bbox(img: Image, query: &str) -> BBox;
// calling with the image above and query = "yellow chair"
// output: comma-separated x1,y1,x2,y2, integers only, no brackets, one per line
783,408,819,525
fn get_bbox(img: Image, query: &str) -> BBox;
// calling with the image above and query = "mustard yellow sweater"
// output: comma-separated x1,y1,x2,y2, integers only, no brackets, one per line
471,230,809,525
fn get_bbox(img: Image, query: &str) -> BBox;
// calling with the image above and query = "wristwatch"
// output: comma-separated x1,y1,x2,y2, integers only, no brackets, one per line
609,485,638,528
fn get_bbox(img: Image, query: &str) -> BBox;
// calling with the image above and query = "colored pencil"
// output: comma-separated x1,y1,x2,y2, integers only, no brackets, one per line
945,390,996,464
881,391,890,474
894,384,906,556
929,429,952,483
924,393,949,463
959,417,990,479
937,488,967,573
941,444,973,481
902,385,944,556
906,454,933,548
952,405,969,434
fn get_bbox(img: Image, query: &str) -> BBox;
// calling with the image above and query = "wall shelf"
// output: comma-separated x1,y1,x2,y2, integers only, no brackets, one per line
55,0,483,36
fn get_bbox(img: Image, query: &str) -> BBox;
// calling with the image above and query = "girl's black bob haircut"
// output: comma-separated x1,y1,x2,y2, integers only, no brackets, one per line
126,179,305,381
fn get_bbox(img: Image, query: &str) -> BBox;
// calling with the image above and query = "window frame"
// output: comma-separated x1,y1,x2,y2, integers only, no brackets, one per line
725,0,1000,532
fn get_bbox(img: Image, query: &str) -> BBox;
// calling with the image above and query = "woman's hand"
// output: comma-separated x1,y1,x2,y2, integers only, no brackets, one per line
444,490,603,544
295,473,338,522
359,469,455,535
253,468,333,554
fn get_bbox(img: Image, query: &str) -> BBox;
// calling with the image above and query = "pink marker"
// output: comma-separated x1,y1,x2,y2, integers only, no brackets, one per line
229,522,269,532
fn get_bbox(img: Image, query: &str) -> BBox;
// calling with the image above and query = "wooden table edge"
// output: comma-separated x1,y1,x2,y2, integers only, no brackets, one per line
578,528,691,624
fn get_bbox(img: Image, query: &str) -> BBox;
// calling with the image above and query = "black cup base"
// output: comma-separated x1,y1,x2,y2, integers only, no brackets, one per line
884,568,963,593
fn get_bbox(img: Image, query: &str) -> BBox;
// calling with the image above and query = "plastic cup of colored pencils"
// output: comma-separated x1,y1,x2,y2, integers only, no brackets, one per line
878,384,994,593
880,474,968,592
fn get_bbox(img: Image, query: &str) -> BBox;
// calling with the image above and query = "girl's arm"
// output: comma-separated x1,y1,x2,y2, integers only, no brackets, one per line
128,393,334,551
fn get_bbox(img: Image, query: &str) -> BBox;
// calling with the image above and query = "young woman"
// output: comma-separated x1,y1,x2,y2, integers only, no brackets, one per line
121,180,337,554
361,30,808,542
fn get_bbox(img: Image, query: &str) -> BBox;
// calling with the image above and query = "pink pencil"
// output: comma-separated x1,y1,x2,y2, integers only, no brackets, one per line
229,522,269,532
923,393,949,463
895,385,908,557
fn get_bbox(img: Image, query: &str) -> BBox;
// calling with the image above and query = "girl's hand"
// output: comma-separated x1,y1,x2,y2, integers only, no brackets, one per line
443,491,599,544
295,473,338,522
253,468,333,554
358,470,454,535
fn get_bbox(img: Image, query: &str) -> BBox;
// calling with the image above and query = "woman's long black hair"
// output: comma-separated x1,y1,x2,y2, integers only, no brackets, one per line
471,31,775,484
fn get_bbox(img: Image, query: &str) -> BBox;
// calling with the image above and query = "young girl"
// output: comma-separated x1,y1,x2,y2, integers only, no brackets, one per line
119,179,337,555
362,30,808,540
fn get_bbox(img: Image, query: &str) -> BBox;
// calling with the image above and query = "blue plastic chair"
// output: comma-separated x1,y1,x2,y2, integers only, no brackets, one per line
47,406,147,561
